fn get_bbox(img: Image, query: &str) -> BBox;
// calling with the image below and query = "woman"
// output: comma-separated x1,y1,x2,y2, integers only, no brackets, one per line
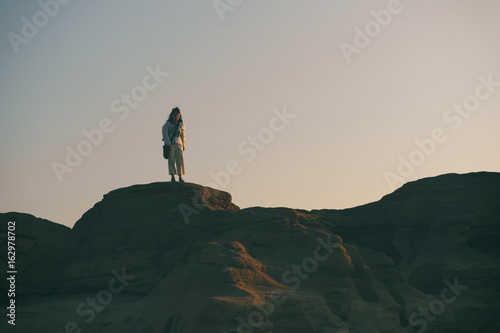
162,107,186,182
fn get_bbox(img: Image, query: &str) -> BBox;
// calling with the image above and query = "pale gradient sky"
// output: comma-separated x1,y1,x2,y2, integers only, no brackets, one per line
1,0,499,228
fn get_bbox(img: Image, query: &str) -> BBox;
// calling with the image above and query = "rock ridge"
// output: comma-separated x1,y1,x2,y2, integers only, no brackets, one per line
0,172,499,333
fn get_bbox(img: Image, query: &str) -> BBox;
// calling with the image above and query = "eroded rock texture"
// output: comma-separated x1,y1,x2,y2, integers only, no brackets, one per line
1,172,499,333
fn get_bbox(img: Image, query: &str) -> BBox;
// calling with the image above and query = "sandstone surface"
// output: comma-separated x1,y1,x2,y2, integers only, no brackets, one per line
1,172,499,333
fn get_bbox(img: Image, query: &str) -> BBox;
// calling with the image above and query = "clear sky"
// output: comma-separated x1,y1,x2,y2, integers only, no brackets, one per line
1,0,499,228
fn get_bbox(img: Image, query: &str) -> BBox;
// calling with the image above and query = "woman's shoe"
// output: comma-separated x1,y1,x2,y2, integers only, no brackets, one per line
171,176,176,182
179,177,185,183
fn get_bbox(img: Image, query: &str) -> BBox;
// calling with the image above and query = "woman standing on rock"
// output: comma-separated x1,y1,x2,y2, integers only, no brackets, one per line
162,107,186,182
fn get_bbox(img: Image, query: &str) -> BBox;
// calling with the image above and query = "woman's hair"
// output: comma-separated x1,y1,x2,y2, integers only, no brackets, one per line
168,107,183,123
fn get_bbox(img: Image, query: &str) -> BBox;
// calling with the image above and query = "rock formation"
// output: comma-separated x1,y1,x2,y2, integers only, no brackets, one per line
1,172,499,333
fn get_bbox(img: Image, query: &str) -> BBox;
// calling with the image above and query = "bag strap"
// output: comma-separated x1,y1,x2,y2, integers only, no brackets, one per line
168,122,180,144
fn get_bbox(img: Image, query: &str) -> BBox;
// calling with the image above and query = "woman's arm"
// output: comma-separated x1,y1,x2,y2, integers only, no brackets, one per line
162,122,171,146
180,123,185,151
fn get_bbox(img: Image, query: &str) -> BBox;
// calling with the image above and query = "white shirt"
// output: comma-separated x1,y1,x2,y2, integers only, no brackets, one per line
162,121,185,148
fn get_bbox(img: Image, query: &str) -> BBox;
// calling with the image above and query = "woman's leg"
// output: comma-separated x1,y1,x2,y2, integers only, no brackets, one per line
174,145,185,181
168,147,177,180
